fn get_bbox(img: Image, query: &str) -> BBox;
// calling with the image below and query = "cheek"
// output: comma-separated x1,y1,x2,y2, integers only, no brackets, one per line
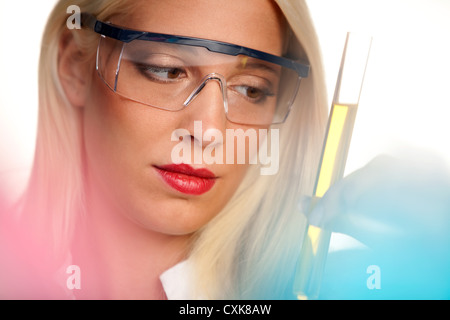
82,77,170,204
81,76,257,235
84,75,180,166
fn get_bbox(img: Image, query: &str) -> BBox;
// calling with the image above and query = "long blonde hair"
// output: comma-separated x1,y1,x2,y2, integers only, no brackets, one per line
22,0,327,299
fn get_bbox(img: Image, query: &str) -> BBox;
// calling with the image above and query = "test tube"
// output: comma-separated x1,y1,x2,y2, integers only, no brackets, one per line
293,32,372,300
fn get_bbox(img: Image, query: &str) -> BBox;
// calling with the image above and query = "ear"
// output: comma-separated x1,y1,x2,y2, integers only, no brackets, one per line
58,31,90,108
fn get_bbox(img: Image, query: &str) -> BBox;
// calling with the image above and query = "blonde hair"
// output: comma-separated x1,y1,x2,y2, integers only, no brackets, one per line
22,0,327,298
20,0,133,262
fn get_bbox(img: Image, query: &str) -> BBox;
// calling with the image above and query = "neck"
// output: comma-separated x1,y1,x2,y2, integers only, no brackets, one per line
71,182,192,299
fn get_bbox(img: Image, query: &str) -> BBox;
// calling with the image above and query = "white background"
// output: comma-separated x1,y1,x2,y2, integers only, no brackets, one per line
1,0,450,203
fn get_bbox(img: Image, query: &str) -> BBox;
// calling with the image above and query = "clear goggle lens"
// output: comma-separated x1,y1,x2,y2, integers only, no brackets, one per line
96,36,301,125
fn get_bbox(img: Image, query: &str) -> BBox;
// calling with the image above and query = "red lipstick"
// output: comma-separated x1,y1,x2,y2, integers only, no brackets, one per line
154,164,217,195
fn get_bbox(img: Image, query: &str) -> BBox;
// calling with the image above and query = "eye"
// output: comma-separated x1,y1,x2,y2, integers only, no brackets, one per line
136,64,187,82
158,67,184,79
232,85,275,103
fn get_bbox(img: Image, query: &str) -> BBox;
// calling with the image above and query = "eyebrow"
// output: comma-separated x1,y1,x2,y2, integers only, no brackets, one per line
127,41,203,60
128,45,282,78
239,58,282,77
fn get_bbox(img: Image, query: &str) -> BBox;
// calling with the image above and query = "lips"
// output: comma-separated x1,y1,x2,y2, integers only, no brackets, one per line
154,163,217,195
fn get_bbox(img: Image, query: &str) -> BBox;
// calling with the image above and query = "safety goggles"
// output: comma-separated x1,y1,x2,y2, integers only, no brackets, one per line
81,13,309,125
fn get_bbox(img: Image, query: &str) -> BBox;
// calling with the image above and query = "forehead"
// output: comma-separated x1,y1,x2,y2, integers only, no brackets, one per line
112,0,286,56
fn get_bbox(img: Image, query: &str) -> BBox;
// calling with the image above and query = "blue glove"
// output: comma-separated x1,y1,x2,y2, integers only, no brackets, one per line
312,154,450,299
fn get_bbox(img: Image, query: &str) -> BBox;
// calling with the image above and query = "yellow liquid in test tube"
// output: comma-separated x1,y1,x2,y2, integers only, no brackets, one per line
293,33,372,300
295,103,358,300
315,103,358,198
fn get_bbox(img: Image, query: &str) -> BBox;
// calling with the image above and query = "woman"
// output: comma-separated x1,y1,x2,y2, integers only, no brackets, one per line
16,0,328,299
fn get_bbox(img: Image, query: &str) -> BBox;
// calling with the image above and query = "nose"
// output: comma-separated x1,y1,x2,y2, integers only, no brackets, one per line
183,73,228,115
178,73,228,148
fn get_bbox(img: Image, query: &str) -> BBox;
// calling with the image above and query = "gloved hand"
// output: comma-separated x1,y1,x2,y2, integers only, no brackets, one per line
311,154,450,299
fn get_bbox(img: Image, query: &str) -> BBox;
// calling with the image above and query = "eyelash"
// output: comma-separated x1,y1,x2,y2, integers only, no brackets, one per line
135,63,187,83
230,85,275,104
